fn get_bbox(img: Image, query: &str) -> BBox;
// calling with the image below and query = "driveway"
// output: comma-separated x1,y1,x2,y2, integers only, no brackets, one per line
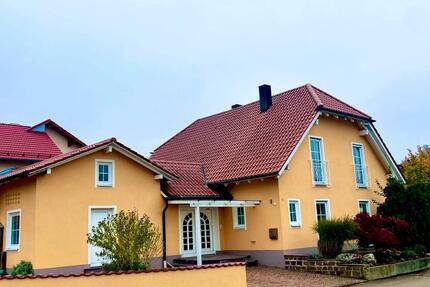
246,267,363,287
355,269,430,287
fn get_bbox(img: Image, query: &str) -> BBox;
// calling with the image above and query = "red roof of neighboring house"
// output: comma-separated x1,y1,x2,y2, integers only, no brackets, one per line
154,160,220,198
28,119,86,147
0,138,115,182
151,84,372,184
0,123,62,161
0,138,176,183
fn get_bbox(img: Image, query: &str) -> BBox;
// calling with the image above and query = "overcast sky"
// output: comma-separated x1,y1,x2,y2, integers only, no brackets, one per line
1,1,429,162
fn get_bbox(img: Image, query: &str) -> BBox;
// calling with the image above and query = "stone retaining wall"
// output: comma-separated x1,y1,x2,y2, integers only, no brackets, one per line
284,255,369,279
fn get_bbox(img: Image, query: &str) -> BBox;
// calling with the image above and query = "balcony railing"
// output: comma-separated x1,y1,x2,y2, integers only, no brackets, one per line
354,164,368,188
311,160,328,186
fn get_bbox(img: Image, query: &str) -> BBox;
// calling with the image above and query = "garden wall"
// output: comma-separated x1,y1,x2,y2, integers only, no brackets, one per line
284,255,369,278
0,263,246,287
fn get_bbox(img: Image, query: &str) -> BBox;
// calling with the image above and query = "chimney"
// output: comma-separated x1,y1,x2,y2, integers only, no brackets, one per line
259,84,272,112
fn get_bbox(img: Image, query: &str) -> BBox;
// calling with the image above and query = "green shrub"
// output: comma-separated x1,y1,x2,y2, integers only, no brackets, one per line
401,249,417,260
313,217,357,258
87,210,161,272
10,261,34,276
413,244,427,256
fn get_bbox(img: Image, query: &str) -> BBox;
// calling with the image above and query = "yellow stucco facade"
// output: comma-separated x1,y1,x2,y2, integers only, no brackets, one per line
278,116,387,253
0,150,168,270
0,115,394,272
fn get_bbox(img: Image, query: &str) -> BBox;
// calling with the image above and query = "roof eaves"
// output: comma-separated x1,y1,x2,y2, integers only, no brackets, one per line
207,172,279,185
311,85,372,119
317,107,374,122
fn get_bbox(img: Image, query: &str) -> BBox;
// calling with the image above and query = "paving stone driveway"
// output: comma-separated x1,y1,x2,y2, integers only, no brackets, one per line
247,266,364,287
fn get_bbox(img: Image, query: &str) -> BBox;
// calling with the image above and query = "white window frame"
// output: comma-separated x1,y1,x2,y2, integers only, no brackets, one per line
232,207,246,230
358,199,371,215
314,199,331,222
178,207,219,257
352,143,368,188
288,199,302,227
6,209,21,251
88,205,117,265
95,159,115,187
309,136,328,186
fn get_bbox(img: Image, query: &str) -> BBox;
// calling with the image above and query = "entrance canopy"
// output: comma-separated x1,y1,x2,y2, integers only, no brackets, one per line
167,199,260,266
168,199,260,207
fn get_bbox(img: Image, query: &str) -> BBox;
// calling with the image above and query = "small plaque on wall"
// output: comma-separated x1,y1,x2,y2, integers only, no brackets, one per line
269,228,278,240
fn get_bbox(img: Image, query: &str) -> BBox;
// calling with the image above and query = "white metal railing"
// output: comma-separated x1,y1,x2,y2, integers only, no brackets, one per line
311,160,328,186
354,164,368,188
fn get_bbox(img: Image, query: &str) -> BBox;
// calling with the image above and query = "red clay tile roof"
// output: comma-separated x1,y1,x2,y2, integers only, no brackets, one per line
0,138,115,182
0,138,176,184
0,262,245,280
151,84,372,183
153,160,220,198
0,123,62,161
308,84,370,119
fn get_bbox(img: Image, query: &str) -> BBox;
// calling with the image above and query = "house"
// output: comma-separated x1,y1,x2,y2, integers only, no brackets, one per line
0,84,404,274
0,119,85,172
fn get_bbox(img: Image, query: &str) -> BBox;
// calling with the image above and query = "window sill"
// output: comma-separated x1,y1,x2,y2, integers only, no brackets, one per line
96,184,113,188
290,224,301,228
313,183,328,187
233,226,246,230
6,247,19,251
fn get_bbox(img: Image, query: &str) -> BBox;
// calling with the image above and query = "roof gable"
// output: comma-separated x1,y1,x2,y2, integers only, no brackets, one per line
29,119,85,147
0,138,176,184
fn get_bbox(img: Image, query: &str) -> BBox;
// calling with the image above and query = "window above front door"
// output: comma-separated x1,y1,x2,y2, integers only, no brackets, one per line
95,160,115,187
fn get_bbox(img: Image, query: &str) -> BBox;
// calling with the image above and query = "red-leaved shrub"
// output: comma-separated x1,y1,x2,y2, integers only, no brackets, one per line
354,213,411,249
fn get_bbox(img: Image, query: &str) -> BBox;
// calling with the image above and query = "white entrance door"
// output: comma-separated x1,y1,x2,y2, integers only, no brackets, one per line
180,208,216,256
89,207,115,266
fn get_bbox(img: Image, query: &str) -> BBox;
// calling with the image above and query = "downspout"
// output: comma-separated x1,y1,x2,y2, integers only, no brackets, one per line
161,179,169,268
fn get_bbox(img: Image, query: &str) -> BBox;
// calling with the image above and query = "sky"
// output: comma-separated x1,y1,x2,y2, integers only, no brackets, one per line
0,1,429,162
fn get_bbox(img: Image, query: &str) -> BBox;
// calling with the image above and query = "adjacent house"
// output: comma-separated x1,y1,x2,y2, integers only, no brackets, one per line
0,84,404,274
0,119,85,172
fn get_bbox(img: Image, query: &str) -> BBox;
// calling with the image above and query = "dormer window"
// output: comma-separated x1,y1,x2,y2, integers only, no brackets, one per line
96,160,115,187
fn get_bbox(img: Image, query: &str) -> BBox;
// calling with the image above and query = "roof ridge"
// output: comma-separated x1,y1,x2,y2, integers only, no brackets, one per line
28,119,86,146
306,83,323,107
195,85,307,123
310,84,371,118
0,123,30,127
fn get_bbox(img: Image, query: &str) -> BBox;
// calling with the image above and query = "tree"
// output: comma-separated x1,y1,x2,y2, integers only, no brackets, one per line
87,210,161,272
377,178,430,248
401,145,430,184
